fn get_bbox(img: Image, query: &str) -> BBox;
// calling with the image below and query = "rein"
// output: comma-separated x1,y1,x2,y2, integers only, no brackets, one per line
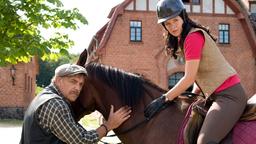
100,102,174,143
99,92,197,144
100,113,157,144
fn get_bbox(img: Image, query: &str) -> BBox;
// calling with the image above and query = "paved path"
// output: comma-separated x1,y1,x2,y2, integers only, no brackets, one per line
0,125,22,144
0,125,120,144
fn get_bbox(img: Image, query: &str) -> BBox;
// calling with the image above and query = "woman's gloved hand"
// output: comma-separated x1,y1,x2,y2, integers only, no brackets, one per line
144,94,170,119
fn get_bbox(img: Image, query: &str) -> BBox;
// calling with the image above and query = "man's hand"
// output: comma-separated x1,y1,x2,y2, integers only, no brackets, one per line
144,95,169,119
104,105,131,131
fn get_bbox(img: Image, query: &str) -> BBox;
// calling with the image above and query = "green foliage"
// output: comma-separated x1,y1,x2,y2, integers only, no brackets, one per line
35,85,44,95
36,54,79,87
0,0,87,66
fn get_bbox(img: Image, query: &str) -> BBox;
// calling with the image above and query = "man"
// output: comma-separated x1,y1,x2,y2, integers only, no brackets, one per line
20,64,131,144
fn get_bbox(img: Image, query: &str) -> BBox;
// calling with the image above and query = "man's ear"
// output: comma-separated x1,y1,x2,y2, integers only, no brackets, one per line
54,76,62,86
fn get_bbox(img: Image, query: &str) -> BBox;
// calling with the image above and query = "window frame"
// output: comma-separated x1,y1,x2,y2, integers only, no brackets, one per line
218,23,230,44
130,20,142,42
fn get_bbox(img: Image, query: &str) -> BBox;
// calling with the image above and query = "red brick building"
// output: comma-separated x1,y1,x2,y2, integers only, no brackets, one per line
87,0,256,96
0,58,38,119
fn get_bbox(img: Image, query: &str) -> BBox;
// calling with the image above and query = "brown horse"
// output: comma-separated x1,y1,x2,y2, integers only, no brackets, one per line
72,50,256,144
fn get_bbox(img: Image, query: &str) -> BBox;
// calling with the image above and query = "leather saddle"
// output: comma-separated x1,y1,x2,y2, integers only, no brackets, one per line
184,95,256,144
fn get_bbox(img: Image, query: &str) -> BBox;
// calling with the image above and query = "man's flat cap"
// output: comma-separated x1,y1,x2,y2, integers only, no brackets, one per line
55,64,87,77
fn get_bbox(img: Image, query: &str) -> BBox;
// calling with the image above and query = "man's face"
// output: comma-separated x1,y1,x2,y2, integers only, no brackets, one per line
55,74,85,102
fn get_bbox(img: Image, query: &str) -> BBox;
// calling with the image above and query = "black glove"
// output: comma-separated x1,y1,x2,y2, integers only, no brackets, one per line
144,95,169,119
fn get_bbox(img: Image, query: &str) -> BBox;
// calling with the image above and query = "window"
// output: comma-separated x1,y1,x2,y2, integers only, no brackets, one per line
218,24,230,44
130,20,142,42
168,72,193,91
168,72,184,89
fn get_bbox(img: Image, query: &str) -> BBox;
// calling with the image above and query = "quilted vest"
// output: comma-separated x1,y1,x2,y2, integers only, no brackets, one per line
184,28,236,98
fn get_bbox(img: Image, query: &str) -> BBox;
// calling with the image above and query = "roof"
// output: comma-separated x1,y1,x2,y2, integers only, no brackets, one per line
86,0,256,57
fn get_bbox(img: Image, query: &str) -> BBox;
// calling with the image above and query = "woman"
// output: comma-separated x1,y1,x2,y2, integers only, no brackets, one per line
146,0,247,143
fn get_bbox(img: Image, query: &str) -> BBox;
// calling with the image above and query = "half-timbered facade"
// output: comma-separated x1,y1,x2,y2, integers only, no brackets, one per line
88,0,256,96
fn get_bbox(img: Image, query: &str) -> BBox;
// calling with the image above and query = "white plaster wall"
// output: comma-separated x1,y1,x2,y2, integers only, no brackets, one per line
136,0,147,11
192,5,201,13
184,4,191,13
149,0,158,11
215,0,225,14
203,0,213,13
125,1,134,10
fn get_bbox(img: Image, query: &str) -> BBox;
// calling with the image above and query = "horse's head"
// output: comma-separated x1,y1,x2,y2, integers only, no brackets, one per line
75,49,153,117
78,63,150,117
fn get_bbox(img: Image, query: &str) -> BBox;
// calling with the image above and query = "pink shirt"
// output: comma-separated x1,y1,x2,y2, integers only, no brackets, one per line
184,31,240,93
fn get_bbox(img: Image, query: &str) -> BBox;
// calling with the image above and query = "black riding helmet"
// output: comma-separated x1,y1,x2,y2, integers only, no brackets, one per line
157,0,185,24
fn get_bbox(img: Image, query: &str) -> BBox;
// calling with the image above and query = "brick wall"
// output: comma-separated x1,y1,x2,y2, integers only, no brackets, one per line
98,11,256,96
0,58,38,119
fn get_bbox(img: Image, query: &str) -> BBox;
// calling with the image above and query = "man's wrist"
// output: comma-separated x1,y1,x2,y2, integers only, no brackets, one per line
100,124,109,136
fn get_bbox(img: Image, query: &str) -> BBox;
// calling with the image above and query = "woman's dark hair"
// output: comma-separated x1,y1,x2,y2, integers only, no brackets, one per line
164,10,217,59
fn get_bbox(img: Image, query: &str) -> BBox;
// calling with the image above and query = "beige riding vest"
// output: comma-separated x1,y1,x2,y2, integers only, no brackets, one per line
183,28,236,98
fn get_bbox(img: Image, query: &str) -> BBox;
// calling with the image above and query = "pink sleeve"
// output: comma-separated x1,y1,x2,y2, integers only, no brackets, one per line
184,31,205,60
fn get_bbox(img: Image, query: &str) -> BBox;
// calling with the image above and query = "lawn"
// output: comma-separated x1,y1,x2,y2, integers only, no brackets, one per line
0,111,101,128
79,111,102,129
0,119,23,127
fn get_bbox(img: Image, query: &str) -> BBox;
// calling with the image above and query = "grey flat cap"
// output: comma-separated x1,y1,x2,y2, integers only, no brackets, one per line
55,64,87,77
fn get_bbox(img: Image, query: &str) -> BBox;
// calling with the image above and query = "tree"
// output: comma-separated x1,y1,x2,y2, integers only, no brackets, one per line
0,0,87,66
36,54,79,87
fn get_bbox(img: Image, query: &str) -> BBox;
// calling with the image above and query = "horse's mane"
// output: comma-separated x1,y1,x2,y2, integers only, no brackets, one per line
85,62,166,106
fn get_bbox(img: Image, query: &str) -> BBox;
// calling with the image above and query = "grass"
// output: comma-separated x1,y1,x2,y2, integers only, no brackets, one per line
0,119,23,127
79,112,102,129
0,112,101,129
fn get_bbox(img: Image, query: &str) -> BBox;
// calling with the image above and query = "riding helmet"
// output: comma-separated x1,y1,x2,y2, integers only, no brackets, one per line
157,0,185,24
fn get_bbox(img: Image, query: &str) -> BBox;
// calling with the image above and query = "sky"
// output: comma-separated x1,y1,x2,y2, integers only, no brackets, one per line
42,0,124,54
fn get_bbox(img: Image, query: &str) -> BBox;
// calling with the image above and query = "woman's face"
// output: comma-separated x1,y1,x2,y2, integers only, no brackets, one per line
164,16,184,37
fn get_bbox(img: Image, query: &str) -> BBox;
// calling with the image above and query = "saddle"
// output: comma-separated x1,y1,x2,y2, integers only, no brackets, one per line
183,96,256,144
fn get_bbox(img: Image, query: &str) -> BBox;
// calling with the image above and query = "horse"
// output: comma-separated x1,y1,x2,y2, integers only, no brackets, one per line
72,50,256,144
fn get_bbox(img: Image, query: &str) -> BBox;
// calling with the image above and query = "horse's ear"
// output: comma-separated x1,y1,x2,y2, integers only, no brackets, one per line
77,49,88,67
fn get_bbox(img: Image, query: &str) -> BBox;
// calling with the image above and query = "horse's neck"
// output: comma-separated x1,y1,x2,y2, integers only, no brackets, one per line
115,85,189,144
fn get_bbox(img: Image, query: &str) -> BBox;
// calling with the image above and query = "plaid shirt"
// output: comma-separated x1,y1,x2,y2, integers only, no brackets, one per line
37,96,99,144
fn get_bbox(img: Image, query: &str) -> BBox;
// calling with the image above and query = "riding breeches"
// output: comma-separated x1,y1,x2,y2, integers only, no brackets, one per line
197,83,247,144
